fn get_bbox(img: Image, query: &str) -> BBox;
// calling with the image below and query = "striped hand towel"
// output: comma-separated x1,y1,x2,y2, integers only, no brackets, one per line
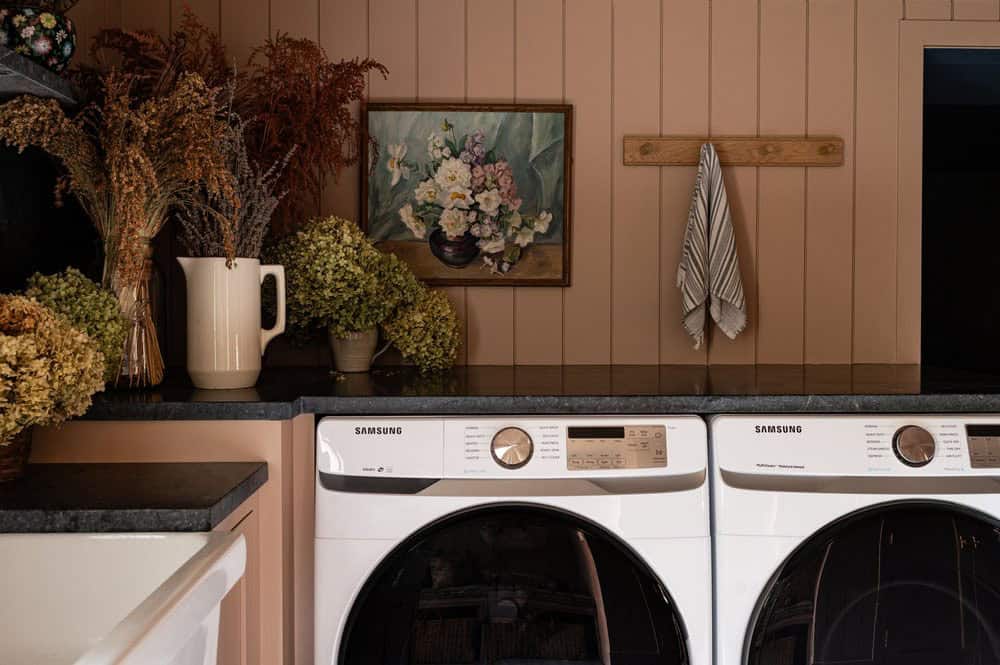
676,143,747,349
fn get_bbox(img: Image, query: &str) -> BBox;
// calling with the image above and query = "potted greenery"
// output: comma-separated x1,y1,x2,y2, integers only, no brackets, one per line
24,267,127,384
175,110,292,389
0,294,104,481
271,216,422,372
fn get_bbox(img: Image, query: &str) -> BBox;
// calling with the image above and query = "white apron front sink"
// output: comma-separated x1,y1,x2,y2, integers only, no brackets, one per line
0,530,245,665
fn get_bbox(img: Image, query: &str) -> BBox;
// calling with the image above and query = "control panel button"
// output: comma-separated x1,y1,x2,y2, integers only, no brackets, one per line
892,425,936,467
491,427,533,469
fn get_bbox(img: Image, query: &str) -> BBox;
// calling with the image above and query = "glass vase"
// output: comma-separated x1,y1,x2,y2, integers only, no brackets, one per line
112,241,165,388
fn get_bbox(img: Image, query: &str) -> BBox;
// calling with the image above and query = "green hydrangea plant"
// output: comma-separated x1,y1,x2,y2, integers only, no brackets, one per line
271,216,424,338
0,295,105,444
25,268,127,383
382,290,461,373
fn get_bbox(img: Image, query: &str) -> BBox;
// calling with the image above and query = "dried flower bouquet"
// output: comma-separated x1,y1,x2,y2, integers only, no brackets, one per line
0,70,235,385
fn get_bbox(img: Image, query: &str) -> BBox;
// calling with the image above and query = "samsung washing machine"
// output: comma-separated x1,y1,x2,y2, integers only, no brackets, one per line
712,414,1000,665
314,416,711,665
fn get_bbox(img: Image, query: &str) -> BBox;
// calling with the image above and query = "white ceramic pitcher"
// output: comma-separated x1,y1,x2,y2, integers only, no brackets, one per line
177,257,286,389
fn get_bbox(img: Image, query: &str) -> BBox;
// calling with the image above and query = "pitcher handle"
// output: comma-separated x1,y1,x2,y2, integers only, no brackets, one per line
372,339,393,363
260,264,286,355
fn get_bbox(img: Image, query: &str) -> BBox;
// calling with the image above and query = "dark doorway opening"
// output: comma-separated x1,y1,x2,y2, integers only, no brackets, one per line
922,48,1000,372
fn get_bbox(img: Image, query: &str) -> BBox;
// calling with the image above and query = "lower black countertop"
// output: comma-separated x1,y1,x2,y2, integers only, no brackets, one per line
0,462,267,533
79,364,1000,420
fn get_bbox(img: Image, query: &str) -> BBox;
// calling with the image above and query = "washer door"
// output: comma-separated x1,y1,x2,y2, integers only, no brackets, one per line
746,502,1000,665
339,505,689,664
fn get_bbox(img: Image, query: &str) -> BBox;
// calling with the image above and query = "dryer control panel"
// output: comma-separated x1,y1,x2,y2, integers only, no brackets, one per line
712,415,1000,477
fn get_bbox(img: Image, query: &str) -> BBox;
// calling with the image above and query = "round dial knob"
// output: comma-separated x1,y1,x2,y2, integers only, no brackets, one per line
491,427,533,469
893,425,936,467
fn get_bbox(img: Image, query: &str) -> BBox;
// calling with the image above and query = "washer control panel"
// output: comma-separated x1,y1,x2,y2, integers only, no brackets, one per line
317,416,706,479
966,425,1000,469
566,425,666,470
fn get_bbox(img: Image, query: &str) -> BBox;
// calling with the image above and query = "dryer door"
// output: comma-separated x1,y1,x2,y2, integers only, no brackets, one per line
338,505,690,664
745,502,1000,665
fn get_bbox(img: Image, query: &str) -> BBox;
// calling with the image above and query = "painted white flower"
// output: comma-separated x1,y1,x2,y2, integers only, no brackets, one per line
427,132,446,159
434,157,472,191
533,210,553,234
20,25,35,38
439,208,469,239
474,188,502,216
414,179,438,204
514,226,535,248
386,143,409,187
399,204,426,239
438,186,474,210
478,236,505,254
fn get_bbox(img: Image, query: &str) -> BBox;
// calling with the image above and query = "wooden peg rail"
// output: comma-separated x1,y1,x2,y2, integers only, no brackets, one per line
623,135,845,167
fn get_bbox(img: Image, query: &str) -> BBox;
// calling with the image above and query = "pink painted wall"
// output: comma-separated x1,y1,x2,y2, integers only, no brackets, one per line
71,0,992,365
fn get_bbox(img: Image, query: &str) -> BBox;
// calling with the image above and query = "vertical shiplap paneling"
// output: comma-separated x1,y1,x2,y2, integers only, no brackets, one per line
465,0,516,365
804,0,855,363
69,0,111,64
320,0,367,221
417,0,468,365
954,0,999,19
854,0,902,362
271,0,318,36
906,0,953,18
659,0,710,364
121,0,169,31
221,0,267,62
172,0,219,31
709,0,758,364
756,0,806,363
369,0,416,102
563,0,613,364
513,0,564,364
611,0,662,364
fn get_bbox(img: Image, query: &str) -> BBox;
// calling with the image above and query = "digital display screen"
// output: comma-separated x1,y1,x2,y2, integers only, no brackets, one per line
567,427,626,440
966,425,1000,469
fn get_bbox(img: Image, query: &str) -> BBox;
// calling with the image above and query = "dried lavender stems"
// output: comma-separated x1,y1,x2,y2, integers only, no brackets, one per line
177,110,294,265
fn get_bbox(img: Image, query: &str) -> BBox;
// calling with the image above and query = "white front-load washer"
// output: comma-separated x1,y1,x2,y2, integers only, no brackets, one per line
712,414,1000,665
315,415,711,665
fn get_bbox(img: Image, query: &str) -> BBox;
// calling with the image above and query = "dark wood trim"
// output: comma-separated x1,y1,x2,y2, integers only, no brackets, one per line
361,102,573,287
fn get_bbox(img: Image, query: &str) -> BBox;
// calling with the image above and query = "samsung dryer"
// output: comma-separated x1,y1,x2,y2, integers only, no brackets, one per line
315,416,712,664
712,414,1000,665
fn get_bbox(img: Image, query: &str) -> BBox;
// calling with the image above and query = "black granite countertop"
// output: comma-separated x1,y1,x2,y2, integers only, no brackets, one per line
79,364,1000,420
0,462,267,533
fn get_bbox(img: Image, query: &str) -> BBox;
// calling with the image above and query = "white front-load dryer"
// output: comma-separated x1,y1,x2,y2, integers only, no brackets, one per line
712,414,1000,665
315,415,711,665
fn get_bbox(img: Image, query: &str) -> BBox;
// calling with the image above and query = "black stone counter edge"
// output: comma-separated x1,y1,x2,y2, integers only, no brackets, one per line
82,393,1000,421
0,463,268,534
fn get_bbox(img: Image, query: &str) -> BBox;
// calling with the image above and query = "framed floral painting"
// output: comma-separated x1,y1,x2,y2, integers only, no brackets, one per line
362,103,572,286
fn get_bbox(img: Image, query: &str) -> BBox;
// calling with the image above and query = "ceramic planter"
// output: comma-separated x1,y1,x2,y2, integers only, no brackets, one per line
177,257,286,389
328,328,390,373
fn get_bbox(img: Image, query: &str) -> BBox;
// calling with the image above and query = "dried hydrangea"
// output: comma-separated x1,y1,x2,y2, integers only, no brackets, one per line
269,216,422,338
0,295,105,444
382,290,461,373
25,268,127,383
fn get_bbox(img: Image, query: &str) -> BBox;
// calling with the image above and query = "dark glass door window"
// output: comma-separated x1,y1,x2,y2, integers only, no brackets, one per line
747,503,1000,665
340,506,689,664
